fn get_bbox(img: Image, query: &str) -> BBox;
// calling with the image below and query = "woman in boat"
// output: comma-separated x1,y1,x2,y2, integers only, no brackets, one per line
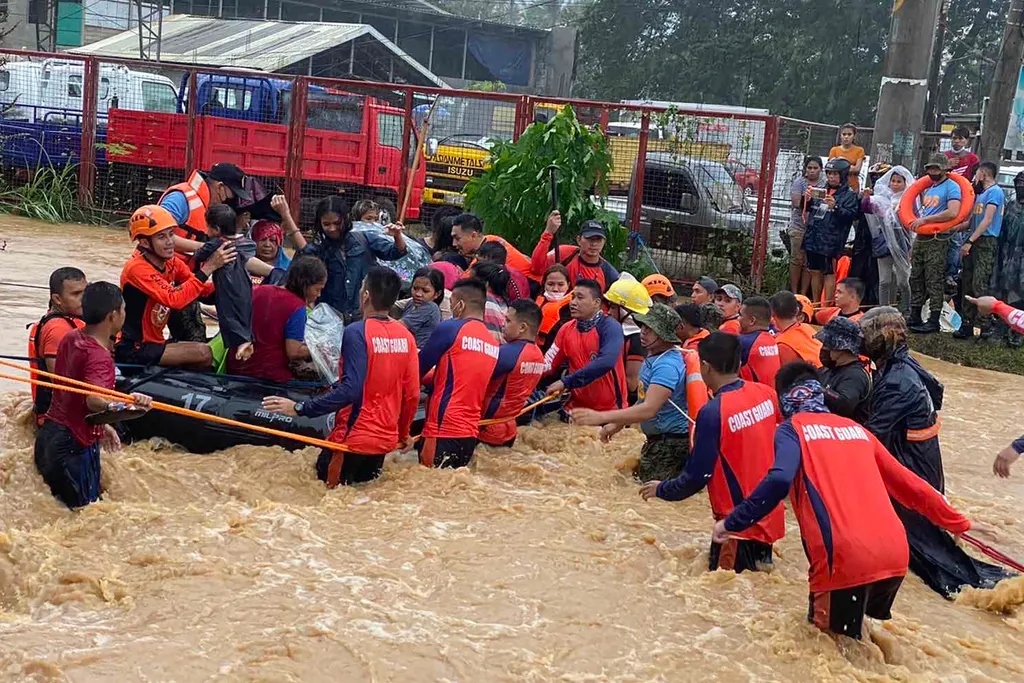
228,255,327,383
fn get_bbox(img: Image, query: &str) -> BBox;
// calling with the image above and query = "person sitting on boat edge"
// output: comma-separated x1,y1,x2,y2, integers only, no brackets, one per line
230,255,326,383
262,266,419,487
479,299,546,449
117,205,235,368
28,267,87,418
288,195,407,323
418,278,500,469
35,282,152,508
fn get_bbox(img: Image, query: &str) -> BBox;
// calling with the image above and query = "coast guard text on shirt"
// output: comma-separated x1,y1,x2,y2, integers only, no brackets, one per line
757,345,779,357
727,399,775,433
372,336,411,354
462,335,500,358
800,422,871,443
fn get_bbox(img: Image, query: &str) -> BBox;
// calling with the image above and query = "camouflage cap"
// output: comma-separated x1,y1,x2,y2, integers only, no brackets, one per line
814,316,864,354
634,303,682,344
924,152,949,170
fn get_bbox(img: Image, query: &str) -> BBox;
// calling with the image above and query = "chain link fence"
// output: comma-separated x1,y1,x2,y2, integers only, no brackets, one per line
0,48,782,288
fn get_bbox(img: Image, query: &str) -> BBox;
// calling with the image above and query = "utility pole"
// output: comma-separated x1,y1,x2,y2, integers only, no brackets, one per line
924,0,949,131
871,0,942,173
979,0,1024,161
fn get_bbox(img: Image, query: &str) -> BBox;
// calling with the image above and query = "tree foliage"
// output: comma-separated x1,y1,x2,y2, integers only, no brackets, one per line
577,0,1009,125
464,106,628,267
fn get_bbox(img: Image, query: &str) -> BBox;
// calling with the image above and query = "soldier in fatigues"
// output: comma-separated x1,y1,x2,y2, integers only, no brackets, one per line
908,154,964,334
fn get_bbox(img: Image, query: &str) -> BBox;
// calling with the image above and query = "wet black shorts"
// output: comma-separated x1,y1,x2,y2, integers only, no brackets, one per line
417,436,478,469
316,450,384,487
115,340,166,367
34,420,102,509
808,575,904,639
804,251,835,275
709,538,774,573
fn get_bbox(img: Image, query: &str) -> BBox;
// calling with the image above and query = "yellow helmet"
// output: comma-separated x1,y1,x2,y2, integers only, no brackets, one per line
604,273,652,315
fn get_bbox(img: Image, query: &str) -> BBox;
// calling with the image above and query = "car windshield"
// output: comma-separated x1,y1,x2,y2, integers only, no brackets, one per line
692,161,749,213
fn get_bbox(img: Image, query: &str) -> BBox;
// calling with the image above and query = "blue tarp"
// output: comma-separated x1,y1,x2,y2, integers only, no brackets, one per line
467,33,530,87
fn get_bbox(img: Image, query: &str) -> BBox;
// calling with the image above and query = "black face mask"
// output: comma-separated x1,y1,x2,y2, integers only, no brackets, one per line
819,347,836,369
927,172,944,183
973,182,986,195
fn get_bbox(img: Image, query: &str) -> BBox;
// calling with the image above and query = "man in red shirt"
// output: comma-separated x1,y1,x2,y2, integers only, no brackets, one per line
714,284,744,334
118,205,235,368
418,278,501,468
263,267,419,486
451,213,540,286
531,212,620,291
480,300,546,447
544,279,628,414
35,282,152,508
28,267,87,416
640,332,784,573
944,127,980,179
737,296,781,389
715,362,979,639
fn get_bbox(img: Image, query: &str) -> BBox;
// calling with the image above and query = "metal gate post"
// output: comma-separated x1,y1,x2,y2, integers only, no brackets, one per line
184,70,198,172
629,112,650,238
284,77,308,225
399,89,414,214
78,57,99,207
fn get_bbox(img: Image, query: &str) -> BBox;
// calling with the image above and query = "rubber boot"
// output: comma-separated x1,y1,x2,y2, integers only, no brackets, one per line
953,319,974,340
909,306,923,326
911,310,941,334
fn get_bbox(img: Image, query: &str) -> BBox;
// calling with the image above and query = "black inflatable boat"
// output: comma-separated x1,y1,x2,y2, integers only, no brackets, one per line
115,368,334,454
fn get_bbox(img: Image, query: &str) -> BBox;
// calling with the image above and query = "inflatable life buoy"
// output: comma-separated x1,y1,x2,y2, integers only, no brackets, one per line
897,173,975,235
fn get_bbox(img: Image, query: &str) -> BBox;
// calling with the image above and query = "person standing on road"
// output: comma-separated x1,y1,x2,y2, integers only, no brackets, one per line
802,158,860,305
944,127,980,180
908,154,964,334
954,162,1004,341
789,156,825,295
828,123,866,193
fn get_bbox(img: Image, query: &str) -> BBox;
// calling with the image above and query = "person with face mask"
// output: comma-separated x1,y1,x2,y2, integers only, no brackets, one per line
572,304,708,483
802,158,861,304
859,307,1011,597
907,154,964,334
713,361,985,640
988,171,1024,347
815,317,871,424
603,273,654,403
862,165,915,316
954,162,1005,340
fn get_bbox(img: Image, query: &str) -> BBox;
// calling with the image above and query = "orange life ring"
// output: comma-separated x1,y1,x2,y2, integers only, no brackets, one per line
897,173,975,235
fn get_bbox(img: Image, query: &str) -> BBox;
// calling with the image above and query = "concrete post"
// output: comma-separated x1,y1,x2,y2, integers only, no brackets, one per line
980,0,1024,160
870,0,941,173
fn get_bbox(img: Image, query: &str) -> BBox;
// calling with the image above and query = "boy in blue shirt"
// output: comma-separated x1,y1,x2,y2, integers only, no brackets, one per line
909,153,964,334
955,161,1004,340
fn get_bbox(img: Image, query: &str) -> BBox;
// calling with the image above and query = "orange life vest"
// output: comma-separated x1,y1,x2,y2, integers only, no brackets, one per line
27,312,82,416
160,170,211,243
775,322,823,368
813,307,864,326
680,348,709,441
536,292,571,345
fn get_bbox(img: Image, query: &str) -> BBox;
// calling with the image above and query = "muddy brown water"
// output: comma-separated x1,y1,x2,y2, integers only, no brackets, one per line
1,216,1024,682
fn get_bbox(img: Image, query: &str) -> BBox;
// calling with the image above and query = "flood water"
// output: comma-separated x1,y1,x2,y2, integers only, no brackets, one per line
2,216,1024,682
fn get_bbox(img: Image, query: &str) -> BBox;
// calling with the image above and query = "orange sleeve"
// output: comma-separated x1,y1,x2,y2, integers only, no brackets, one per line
40,320,72,358
873,435,971,534
123,257,211,310
828,146,841,159
399,344,419,441
531,231,555,275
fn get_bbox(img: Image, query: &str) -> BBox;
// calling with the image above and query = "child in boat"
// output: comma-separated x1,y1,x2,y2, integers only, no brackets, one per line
401,267,444,348
195,204,255,361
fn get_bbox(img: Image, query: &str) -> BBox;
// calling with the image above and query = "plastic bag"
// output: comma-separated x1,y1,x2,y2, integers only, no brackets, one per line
921,300,962,333
350,221,433,283
304,303,344,383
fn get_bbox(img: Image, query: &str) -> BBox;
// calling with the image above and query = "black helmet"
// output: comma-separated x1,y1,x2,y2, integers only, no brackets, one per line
824,157,851,185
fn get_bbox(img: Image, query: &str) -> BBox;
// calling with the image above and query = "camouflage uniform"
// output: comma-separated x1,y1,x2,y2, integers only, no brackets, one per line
910,235,948,316
636,434,690,483
961,235,998,331
699,302,723,331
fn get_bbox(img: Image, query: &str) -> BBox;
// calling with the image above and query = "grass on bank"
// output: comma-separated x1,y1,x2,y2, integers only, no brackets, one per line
908,332,1024,377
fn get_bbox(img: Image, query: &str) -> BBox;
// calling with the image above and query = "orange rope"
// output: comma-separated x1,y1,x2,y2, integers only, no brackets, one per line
3,360,566,453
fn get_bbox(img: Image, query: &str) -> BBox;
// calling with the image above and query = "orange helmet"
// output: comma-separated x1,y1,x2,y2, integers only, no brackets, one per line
129,205,178,240
642,274,676,299
794,294,815,323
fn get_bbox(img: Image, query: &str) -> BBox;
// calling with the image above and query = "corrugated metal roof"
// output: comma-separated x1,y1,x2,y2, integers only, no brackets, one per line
70,15,447,88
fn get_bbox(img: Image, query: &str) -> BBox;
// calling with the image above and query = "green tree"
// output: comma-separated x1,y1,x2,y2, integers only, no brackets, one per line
463,105,628,267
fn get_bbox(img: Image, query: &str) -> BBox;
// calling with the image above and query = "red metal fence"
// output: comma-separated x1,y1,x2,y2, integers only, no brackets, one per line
0,48,781,288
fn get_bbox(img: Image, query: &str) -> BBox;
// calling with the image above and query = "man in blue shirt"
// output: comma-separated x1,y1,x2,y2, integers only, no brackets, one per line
571,304,707,482
954,161,1004,340
909,153,964,334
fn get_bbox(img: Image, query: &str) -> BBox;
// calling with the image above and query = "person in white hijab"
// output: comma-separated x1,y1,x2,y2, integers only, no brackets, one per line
862,165,916,316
